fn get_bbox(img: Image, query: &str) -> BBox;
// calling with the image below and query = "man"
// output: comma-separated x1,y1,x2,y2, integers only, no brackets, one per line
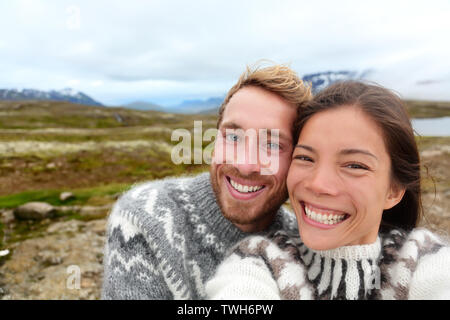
101,63,312,299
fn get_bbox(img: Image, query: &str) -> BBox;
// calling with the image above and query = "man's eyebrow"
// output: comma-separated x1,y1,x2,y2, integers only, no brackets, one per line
295,144,378,160
220,121,242,130
266,130,291,143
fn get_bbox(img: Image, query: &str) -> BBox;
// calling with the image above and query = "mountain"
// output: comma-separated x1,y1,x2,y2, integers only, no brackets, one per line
302,70,370,94
0,88,103,106
171,70,368,114
124,101,165,111
169,97,225,114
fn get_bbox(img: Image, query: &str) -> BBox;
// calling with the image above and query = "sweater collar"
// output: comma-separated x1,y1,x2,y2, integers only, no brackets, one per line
309,237,382,261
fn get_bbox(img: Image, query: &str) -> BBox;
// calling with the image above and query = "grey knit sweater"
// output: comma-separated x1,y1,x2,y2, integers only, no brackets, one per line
101,172,298,299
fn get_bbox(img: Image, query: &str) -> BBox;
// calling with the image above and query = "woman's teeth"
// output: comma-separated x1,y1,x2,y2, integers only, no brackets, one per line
230,179,264,193
304,205,347,225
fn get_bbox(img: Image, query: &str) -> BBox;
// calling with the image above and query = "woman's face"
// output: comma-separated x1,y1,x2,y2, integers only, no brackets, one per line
287,105,405,250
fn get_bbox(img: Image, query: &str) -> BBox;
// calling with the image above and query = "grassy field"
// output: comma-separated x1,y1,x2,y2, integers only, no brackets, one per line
404,99,450,118
0,99,448,207
0,99,449,299
0,99,448,243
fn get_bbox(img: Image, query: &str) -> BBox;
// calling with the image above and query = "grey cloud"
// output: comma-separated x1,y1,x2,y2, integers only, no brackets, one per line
1,0,450,103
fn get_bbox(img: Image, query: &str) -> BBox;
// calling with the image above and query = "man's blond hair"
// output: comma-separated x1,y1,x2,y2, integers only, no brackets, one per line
217,62,312,131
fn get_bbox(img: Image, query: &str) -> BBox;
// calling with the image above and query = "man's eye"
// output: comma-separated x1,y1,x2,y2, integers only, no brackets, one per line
266,142,280,150
225,133,240,142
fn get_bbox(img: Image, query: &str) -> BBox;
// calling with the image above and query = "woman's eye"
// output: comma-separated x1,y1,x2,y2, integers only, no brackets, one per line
345,163,369,170
294,155,313,162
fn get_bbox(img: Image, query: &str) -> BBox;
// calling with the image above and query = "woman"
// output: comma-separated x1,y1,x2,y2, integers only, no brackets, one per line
205,81,450,300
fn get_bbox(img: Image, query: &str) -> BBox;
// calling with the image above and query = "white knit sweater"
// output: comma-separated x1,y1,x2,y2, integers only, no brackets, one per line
206,228,450,300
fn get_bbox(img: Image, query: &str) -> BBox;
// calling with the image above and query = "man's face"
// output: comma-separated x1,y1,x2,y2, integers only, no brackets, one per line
210,86,296,232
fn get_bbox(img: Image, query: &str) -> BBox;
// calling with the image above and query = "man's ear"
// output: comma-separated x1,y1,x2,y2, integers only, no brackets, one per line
384,183,406,210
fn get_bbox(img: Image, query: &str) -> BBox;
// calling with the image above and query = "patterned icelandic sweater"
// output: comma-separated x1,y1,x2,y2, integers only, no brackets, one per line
101,172,298,299
206,228,450,300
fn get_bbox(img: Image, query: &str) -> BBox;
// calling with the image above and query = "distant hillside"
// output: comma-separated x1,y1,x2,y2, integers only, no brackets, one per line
0,88,103,106
124,101,165,111
0,100,217,129
181,71,368,114
169,97,224,114
404,100,450,118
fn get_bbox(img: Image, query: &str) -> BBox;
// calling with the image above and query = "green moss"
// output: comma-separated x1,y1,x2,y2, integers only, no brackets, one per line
0,183,130,209
0,190,62,208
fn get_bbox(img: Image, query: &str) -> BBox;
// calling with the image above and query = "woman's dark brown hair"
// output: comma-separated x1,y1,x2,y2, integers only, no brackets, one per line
294,81,422,231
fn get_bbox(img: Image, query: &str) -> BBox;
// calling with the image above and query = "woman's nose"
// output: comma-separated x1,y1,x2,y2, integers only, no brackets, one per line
305,165,340,197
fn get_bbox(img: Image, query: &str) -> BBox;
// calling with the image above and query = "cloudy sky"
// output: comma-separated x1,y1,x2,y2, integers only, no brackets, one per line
1,0,449,106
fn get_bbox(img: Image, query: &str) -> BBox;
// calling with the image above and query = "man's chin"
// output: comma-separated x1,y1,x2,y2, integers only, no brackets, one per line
210,167,288,231
223,209,275,233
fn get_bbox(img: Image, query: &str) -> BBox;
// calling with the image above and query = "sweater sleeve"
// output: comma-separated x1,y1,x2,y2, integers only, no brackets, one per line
101,181,188,300
205,252,281,300
409,245,450,300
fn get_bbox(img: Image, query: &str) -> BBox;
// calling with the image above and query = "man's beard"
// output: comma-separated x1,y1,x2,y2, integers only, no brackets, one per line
209,165,288,231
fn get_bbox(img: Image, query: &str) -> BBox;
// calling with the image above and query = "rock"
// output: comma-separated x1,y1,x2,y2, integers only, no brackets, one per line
60,192,75,202
0,249,10,257
47,220,83,234
0,210,15,224
13,202,57,221
0,218,107,299
46,162,56,169
79,205,111,220
35,251,64,266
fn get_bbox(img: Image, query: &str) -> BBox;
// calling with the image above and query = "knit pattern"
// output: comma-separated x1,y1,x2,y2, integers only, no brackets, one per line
206,228,450,300
101,172,299,300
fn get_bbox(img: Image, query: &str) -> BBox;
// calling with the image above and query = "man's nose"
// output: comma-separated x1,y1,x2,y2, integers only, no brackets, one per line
235,161,261,176
233,137,261,176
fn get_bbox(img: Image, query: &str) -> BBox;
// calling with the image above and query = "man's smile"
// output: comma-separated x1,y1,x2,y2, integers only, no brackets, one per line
224,175,267,200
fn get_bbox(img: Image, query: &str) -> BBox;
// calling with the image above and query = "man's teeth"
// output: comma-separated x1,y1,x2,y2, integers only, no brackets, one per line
230,179,263,193
304,205,346,225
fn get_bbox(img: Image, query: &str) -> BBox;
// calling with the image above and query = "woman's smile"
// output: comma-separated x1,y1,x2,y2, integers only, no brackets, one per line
300,201,350,229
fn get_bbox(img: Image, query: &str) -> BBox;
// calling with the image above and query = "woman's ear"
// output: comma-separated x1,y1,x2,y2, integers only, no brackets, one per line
384,183,406,210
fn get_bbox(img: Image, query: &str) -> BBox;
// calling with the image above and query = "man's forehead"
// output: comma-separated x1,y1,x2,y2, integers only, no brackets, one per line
223,98,296,123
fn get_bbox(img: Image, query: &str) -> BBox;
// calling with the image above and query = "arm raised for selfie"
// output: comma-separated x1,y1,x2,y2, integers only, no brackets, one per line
206,251,282,300
409,245,450,300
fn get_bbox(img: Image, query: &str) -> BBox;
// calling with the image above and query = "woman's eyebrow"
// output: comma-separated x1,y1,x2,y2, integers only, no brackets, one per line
340,148,378,160
295,145,378,160
295,144,315,153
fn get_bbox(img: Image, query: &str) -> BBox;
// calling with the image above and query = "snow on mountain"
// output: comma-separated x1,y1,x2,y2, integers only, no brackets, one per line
167,70,368,114
302,70,370,94
0,88,103,106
